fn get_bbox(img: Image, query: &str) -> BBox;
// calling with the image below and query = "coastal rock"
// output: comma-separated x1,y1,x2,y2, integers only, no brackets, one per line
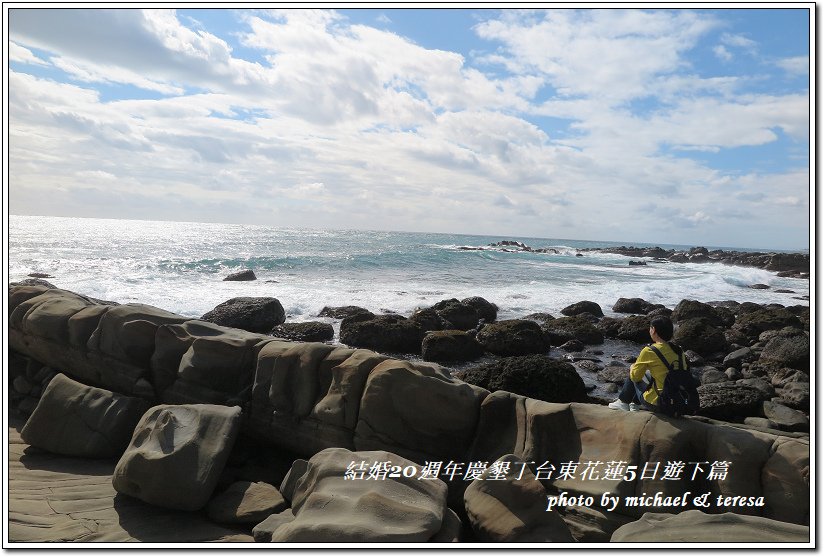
408,308,447,333
521,312,555,325
560,301,604,318
541,316,604,345
460,355,587,404
611,510,809,543
253,510,296,542
758,334,809,372
722,347,756,369
317,306,374,320
113,404,242,511
595,317,622,338
612,298,659,314
616,315,652,344
598,366,629,384
269,447,449,542
421,330,484,363
475,319,550,356
776,382,809,412
355,359,489,462
558,339,585,352
463,454,574,542
761,401,808,432
735,378,775,399
672,299,728,327
672,318,728,358
699,369,727,385
223,269,256,281
732,308,802,341
207,481,287,524
339,314,424,354
21,373,147,458
769,368,809,388
461,296,498,322
11,278,57,289
201,297,286,334
697,383,765,420
271,321,334,342
430,299,480,330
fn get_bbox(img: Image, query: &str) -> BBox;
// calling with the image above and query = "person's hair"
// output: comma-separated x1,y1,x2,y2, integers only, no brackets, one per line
650,316,674,341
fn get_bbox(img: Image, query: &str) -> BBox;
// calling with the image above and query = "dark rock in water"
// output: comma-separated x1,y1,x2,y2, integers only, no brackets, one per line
576,359,604,372
672,318,728,358
462,296,498,322
595,317,622,338
28,272,54,278
646,307,673,319
628,260,647,266
271,321,334,342
461,355,587,403
774,289,795,294
759,334,809,372
421,330,484,363
598,366,628,384
339,314,424,354
616,315,651,344
541,316,604,345
408,308,446,333
475,319,550,357
558,339,585,352
749,283,770,290
612,297,659,314
521,312,555,325
202,297,286,334
697,383,767,420
430,299,480,330
560,300,604,318
672,299,727,327
223,269,257,281
732,308,802,341
317,306,374,320
575,253,583,257
10,278,57,289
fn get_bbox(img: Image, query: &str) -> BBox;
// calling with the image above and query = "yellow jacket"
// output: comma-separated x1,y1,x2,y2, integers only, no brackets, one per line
629,342,687,406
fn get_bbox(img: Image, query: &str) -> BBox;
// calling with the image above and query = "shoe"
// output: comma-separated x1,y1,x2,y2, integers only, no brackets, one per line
629,403,642,412
608,400,630,411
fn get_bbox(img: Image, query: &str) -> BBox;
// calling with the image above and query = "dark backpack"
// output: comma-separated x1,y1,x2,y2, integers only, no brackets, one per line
647,343,700,418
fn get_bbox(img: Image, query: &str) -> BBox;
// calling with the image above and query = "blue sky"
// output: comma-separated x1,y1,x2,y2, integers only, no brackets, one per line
7,7,811,250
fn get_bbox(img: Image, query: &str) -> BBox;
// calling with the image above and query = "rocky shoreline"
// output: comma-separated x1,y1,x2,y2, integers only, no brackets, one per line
457,241,810,279
7,280,811,544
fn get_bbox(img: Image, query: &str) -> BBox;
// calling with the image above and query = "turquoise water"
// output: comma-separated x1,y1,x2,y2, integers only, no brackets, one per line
8,215,810,321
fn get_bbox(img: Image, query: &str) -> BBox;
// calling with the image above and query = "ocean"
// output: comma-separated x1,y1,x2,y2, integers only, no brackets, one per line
8,215,810,328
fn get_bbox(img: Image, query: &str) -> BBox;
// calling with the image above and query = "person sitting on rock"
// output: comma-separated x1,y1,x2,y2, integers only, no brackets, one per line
608,316,687,412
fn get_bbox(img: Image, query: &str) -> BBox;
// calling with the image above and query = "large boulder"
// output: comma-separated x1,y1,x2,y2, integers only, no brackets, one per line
616,315,652,344
430,299,480,330
421,330,484,363
612,298,659,314
223,269,256,281
201,297,286,334
595,317,623,338
475,320,550,356
697,383,766,420
317,306,374,320
761,401,808,432
459,355,587,404
271,321,334,342
776,382,810,412
264,447,450,542
732,308,802,341
672,318,728,358
354,360,488,463
541,316,604,345
671,299,726,326
464,454,574,542
339,314,424,354
759,334,809,372
611,510,809,542
461,296,498,322
207,481,287,524
113,404,242,511
21,373,147,458
560,301,603,318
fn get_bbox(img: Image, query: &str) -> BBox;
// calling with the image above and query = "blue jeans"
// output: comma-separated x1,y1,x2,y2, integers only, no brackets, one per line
618,378,652,406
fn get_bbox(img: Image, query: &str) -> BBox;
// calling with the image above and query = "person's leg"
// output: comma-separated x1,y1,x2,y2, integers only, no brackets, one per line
618,378,640,404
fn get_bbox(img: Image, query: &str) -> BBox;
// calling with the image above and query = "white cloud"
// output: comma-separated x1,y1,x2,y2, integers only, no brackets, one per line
9,41,48,65
714,45,733,61
775,55,809,76
721,32,757,50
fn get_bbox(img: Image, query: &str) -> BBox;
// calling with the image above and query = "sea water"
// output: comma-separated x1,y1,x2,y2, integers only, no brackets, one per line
8,215,810,324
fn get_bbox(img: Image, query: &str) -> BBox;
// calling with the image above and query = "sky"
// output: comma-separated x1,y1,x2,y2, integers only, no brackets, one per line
6,6,812,250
